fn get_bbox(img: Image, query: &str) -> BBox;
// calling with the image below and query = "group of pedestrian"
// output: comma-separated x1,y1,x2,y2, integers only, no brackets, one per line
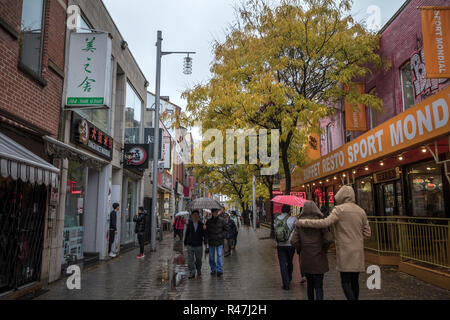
107,204,148,259
274,185,371,300
182,208,240,279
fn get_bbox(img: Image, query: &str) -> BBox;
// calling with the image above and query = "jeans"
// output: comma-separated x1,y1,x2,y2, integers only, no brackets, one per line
209,245,223,273
224,239,233,255
187,246,203,276
137,232,145,255
277,246,295,287
305,273,324,300
340,272,360,300
108,229,116,254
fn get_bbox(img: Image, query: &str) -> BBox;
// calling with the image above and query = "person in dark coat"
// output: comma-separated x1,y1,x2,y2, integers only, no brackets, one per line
295,201,332,300
204,208,229,277
133,206,147,259
223,214,237,257
184,210,207,279
108,203,120,258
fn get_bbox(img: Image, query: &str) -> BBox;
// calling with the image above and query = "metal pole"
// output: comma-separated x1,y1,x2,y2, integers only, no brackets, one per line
151,30,162,252
252,175,256,230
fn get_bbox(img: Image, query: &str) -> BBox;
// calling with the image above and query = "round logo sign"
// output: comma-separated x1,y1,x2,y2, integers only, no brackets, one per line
125,147,147,166
78,119,89,145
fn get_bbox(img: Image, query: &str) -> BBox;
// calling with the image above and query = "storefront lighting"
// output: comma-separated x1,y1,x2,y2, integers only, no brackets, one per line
326,179,329,182
319,181,322,184
426,167,432,171
380,162,384,166
313,183,316,186
334,176,337,180
343,174,346,177
398,156,404,161
421,148,427,153
365,167,369,171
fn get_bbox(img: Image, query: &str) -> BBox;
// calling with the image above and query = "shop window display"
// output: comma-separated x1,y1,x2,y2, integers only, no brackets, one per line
408,162,445,218
356,176,375,216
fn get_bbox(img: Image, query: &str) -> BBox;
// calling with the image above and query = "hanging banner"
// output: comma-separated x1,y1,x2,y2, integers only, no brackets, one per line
66,32,112,108
143,128,163,160
420,7,450,78
307,132,321,160
345,83,367,131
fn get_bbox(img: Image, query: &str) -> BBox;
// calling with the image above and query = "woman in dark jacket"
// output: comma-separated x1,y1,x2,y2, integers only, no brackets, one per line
295,201,332,300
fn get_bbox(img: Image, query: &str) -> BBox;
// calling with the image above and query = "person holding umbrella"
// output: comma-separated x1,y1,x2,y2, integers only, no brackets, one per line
274,204,297,290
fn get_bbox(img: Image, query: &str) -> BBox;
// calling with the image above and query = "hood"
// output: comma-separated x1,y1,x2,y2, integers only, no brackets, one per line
335,185,356,205
300,201,323,219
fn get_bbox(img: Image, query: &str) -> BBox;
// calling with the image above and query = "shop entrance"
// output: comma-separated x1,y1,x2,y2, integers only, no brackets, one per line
375,180,403,216
0,179,47,294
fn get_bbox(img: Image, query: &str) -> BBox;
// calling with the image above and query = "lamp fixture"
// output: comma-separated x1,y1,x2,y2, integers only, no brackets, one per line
365,167,369,171
380,162,384,166
398,155,404,161
183,54,193,75
421,147,427,153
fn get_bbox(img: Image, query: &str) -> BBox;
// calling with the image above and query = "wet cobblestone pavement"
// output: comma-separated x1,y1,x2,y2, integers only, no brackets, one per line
36,227,450,300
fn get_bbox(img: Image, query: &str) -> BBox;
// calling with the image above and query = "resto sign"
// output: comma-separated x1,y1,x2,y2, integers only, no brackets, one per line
301,86,450,184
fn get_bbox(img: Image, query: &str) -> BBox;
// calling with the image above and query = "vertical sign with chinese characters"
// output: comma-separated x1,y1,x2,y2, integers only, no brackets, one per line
66,32,112,108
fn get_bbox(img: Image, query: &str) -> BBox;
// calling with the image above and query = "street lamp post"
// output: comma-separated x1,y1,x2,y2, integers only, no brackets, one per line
151,30,195,252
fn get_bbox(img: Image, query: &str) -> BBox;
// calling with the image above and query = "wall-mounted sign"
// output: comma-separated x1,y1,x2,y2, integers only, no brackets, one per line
300,85,450,184
124,144,149,169
345,83,367,131
66,32,112,108
71,112,113,160
143,128,163,160
420,7,450,78
176,181,184,195
162,135,172,169
374,167,400,184
161,172,173,190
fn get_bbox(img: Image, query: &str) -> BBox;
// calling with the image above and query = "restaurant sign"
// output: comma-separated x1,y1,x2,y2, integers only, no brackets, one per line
66,32,112,108
301,86,450,184
71,112,113,160
124,144,150,169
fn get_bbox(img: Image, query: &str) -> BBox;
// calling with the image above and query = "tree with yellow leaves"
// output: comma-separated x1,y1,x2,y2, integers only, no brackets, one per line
183,0,383,195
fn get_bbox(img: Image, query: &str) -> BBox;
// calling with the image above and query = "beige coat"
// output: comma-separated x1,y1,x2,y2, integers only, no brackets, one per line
297,186,371,272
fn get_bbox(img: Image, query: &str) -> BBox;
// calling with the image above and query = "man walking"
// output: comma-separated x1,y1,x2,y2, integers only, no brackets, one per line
297,186,371,300
223,214,237,257
184,210,206,279
133,206,147,259
108,203,120,258
204,208,228,277
274,204,297,290
230,211,240,249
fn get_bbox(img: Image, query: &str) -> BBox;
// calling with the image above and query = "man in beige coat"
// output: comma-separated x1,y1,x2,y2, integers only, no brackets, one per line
296,185,371,300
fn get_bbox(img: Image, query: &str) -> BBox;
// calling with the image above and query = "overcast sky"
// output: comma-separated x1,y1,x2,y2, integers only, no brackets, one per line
102,0,407,138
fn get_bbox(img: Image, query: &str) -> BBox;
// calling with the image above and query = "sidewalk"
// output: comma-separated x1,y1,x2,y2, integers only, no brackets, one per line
35,227,450,300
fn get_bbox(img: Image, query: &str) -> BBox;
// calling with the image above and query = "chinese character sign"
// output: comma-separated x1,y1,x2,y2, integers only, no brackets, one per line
66,32,112,108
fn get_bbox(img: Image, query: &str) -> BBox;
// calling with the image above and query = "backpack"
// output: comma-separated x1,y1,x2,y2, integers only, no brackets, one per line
275,215,291,243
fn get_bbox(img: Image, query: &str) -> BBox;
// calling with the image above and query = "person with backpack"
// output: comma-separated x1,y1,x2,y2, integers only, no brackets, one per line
274,204,297,290
296,186,371,300
133,206,147,259
291,201,333,300
223,214,237,257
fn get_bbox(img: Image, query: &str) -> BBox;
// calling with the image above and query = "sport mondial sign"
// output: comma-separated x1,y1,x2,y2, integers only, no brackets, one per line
65,32,112,108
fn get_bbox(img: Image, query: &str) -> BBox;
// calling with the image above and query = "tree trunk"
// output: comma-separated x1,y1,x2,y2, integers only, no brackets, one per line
281,144,291,195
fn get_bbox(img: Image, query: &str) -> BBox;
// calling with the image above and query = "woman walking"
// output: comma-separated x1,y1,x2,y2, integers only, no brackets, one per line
293,201,332,300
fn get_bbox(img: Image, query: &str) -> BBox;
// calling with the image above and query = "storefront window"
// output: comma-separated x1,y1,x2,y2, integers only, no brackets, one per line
408,162,445,217
125,82,143,143
63,160,87,264
401,62,415,111
356,176,375,216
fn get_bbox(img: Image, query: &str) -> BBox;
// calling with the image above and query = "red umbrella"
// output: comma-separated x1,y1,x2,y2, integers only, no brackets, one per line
271,195,306,207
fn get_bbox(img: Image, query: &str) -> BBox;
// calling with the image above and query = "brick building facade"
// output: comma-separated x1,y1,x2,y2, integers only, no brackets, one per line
0,0,67,298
